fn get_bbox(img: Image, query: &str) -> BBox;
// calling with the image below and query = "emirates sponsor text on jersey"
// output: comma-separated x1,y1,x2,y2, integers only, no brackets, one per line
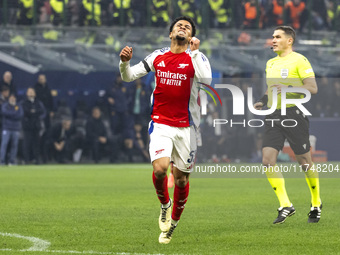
157,70,188,86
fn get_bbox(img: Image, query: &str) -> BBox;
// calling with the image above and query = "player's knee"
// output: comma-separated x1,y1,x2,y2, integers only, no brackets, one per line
300,164,308,172
298,158,312,171
153,165,167,178
153,169,167,179
174,176,188,187
262,157,276,168
296,153,313,170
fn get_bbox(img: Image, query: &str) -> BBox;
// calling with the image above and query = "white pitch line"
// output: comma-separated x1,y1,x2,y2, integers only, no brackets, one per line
0,248,166,255
0,232,166,255
0,232,50,251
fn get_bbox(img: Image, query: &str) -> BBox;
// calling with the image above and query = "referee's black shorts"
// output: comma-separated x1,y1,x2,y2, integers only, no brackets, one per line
262,106,310,155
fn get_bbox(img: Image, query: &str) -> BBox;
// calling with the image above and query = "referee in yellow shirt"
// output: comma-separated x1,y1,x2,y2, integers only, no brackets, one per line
254,26,322,224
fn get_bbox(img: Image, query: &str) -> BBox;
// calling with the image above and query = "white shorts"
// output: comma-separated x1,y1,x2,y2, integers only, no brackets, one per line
148,121,197,173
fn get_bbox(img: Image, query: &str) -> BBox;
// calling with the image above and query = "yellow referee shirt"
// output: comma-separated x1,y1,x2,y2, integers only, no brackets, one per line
266,51,315,109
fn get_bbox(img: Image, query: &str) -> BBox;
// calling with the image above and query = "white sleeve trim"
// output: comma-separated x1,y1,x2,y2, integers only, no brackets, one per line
192,51,212,84
119,60,148,82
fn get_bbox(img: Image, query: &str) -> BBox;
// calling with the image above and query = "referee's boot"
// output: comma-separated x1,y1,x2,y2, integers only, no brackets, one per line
273,204,295,224
308,203,322,223
159,198,172,232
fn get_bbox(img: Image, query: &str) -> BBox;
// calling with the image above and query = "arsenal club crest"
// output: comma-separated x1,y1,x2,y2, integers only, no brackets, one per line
281,68,289,79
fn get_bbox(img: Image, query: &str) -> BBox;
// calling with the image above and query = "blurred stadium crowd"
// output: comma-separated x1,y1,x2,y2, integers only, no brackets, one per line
0,0,339,31
1,71,339,165
0,71,152,164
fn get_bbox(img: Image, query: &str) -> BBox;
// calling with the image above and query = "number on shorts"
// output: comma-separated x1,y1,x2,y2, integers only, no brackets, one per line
187,150,196,163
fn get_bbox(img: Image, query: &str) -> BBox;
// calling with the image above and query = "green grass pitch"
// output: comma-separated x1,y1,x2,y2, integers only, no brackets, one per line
1,163,340,255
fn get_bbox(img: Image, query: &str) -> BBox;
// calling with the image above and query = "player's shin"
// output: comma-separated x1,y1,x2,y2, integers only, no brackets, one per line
152,171,170,205
265,165,291,208
172,182,189,222
304,163,321,207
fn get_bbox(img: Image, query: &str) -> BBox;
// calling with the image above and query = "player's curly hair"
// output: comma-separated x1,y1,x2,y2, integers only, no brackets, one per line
275,26,296,44
169,16,196,37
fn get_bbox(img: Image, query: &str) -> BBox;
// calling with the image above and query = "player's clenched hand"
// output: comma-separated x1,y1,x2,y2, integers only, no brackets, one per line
190,37,200,51
254,101,263,110
120,46,133,62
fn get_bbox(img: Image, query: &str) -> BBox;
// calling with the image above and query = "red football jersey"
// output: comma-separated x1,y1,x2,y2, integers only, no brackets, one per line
120,47,212,127
150,50,195,127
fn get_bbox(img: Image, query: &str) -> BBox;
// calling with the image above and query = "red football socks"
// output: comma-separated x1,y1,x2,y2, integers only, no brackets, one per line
172,182,189,221
152,172,170,205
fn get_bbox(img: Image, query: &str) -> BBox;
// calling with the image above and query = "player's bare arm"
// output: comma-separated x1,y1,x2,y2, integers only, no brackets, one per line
301,77,318,94
270,77,318,95
119,46,133,62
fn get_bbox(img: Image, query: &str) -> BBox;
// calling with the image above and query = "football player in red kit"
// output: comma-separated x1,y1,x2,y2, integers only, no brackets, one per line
119,16,211,244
